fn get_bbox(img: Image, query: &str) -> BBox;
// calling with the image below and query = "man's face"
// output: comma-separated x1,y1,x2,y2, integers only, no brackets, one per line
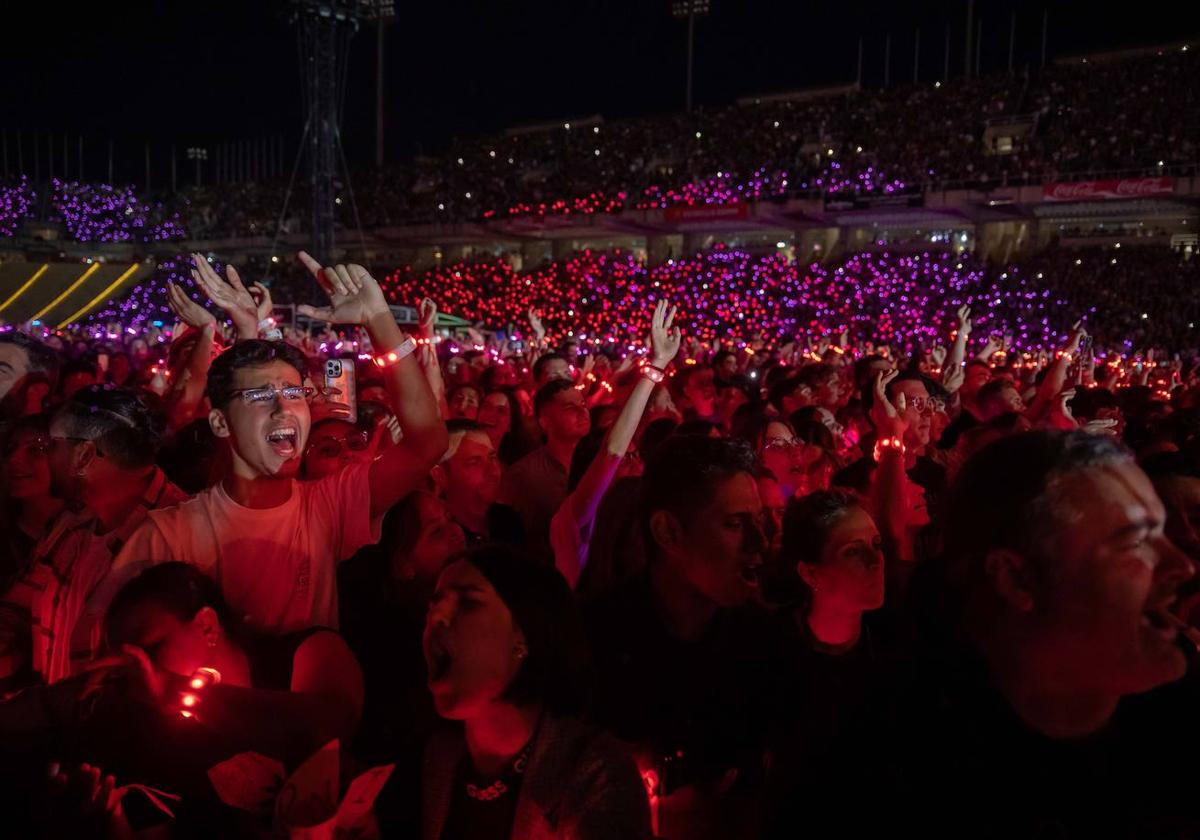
660,472,766,608
814,373,844,411
448,387,481,421
716,355,738,379
213,361,311,480
537,358,572,387
538,388,590,442
1031,463,1195,696
0,343,31,402
444,432,502,516
963,364,991,399
894,380,933,448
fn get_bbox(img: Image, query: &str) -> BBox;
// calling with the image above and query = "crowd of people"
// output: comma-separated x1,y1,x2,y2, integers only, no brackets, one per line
0,235,1198,837
2,47,1194,241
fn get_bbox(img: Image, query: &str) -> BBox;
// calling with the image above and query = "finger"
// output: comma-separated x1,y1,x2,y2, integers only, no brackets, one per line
894,392,907,413
334,264,355,295
298,304,335,322
225,264,248,293
666,305,677,330
297,250,325,280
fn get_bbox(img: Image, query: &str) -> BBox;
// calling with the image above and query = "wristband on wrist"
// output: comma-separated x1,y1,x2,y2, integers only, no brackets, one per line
372,337,417,368
873,436,906,462
641,365,666,384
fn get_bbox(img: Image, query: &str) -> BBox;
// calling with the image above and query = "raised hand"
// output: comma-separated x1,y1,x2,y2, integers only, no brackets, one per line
418,297,437,340
166,282,216,330
251,282,274,323
648,299,682,367
191,253,259,337
870,370,909,441
295,252,391,326
955,304,972,337
527,308,546,344
930,345,948,367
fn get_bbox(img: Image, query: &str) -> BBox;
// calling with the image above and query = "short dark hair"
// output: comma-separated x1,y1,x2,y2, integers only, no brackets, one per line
533,379,576,417
464,544,592,715
639,434,758,536
977,378,1017,410
944,430,1132,605
712,350,736,369
206,340,309,409
105,562,245,652
781,489,863,568
54,385,166,469
532,353,568,383
445,417,484,435
0,332,61,387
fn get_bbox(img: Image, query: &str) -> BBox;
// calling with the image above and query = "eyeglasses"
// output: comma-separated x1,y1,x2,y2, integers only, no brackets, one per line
230,385,316,406
310,432,370,459
764,437,801,451
904,396,937,414
48,434,107,458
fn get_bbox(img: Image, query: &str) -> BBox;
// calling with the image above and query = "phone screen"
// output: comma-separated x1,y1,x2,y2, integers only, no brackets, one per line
324,358,357,424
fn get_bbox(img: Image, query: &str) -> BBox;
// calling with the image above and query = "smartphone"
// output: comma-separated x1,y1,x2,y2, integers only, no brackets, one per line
324,358,357,424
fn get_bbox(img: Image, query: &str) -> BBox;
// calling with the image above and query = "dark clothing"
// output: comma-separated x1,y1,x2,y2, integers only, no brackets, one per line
498,446,568,565
833,453,948,562
583,572,789,839
421,715,651,840
883,646,1200,838
938,406,980,449
338,551,437,837
766,609,901,837
244,627,326,691
460,503,526,548
439,744,528,840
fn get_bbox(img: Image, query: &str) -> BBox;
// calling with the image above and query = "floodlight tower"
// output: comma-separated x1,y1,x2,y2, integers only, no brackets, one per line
671,0,710,113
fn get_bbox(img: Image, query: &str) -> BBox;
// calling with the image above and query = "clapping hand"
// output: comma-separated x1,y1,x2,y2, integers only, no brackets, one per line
648,299,682,368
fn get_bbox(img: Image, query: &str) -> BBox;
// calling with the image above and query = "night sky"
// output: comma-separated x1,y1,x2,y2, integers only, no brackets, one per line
3,0,1197,184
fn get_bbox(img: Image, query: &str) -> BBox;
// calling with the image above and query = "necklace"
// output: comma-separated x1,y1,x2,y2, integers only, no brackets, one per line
464,742,532,802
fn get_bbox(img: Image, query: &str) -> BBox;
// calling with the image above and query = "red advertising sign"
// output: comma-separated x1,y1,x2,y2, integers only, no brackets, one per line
1042,177,1174,202
663,203,752,223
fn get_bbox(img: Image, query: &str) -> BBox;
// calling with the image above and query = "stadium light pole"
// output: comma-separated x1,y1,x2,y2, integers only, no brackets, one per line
672,0,710,113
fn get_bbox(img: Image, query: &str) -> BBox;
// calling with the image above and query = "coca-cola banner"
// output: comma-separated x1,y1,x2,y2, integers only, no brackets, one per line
663,203,751,223
1042,177,1174,202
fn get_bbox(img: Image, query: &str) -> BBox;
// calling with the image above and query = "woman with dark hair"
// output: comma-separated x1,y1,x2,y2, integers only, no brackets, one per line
421,544,651,840
731,407,829,500
549,299,681,588
478,387,537,466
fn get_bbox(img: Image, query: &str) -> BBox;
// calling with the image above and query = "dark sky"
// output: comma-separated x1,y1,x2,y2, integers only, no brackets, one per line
3,0,1197,184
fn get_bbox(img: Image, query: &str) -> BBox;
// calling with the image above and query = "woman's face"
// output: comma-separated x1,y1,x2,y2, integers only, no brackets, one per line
802,507,885,612
476,392,512,442
401,495,466,583
423,560,526,720
3,427,52,501
760,422,804,497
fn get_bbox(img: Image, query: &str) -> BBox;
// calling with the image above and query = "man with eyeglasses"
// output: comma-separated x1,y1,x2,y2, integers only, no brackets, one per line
0,386,186,684
101,256,447,635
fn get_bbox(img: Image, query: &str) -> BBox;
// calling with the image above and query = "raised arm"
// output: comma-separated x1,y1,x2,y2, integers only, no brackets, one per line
296,253,448,519
189,253,261,342
942,305,971,393
866,371,913,564
555,300,681,588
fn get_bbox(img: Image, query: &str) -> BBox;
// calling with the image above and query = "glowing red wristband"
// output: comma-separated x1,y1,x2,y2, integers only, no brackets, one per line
372,337,417,368
873,436,906,462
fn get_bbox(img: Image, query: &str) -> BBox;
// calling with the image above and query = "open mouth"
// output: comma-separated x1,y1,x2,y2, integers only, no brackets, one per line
1141,597,1181,641
426,638,454,683
266,426,299,459
739,559,763,587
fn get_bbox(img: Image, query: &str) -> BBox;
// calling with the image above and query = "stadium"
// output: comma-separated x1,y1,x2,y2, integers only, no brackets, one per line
2,2,1200,837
